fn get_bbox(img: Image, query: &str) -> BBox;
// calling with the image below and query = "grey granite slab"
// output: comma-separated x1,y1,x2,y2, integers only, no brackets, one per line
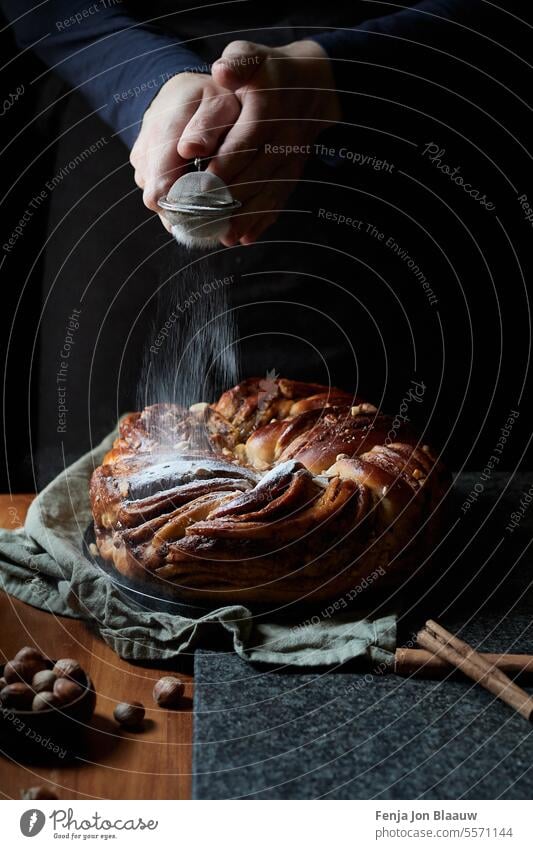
192,472,533,799
192,649,533,799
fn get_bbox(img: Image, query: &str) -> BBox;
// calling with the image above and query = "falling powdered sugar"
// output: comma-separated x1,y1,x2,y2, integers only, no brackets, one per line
138,256,239,450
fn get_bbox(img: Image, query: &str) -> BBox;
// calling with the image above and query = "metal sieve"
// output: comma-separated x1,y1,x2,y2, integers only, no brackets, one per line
158,158,241,247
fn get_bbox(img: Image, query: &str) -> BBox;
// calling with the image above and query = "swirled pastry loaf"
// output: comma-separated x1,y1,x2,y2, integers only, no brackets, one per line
90,378,448,604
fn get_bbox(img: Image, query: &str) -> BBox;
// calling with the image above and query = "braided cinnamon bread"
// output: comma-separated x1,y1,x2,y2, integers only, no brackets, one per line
90,378,448,604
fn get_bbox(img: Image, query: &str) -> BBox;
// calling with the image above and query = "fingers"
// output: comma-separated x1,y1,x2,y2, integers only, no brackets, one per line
131,161,172,232
211,40,270,91
177,88,241,160
220,192,282,247
219,126,309,204
239,210,278,245
136,98,198,213
141,140,189,215
129,74,238,227
221,158,304,246
208,91,274,186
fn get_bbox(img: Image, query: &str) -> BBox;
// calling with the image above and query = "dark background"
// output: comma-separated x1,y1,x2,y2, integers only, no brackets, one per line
1,5,532,491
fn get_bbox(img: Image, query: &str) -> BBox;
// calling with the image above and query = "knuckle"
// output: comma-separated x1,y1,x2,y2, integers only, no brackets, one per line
182,117,209,138
226,40,254,57
198,96,230,125
209,92,234,114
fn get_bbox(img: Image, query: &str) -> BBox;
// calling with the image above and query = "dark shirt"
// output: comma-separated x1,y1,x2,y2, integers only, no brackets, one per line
0,1,522,148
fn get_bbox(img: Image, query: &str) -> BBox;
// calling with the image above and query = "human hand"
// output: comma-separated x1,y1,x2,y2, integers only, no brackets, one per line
130,72,240,231
209,39,340,245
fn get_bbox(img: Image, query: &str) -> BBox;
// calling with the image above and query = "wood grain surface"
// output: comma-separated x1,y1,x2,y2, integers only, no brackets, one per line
0,495,193,800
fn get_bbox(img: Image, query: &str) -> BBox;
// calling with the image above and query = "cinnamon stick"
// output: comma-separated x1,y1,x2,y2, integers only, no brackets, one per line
395,648,533,680
417,620,533,722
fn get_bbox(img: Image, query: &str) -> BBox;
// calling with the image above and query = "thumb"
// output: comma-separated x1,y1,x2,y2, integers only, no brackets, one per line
211,41,270,91
177,87,240,160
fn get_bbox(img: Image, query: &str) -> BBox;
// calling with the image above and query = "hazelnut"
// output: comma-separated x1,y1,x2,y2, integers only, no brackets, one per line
53,658,85,684
32,691,60,712
32,669,57,693
0,677,6,690
152,676,184,709
113,701,145,729
0,682,34,710
53,677,84,705
4,657,46,684
14,646,45,664
21,785,58,800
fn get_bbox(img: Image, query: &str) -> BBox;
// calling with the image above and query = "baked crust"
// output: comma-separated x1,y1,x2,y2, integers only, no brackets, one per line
89,378,448,604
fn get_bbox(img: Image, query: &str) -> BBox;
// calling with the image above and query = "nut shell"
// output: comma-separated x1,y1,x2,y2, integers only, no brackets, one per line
53,658,85,684
53,677,84,705
32,670,57,693
14,646,46,664
113,701,145,729
32,691,60,712
0,682,34,709
152,676,184,709
4,658,46,684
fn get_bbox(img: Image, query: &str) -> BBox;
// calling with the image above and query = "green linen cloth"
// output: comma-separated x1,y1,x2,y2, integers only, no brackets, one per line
0,430,396,668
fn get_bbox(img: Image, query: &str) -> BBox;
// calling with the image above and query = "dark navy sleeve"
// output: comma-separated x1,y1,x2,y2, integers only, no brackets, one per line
0,0,205,148
311,1,523,107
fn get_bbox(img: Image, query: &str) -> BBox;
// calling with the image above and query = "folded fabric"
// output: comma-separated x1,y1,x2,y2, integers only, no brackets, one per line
0,429,396,668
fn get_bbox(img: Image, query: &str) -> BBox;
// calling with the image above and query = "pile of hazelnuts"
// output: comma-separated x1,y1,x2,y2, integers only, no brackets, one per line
1,648,186,734
0,646,88,712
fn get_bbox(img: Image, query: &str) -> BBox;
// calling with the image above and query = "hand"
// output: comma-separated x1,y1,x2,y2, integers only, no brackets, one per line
209,39,340,245
130,72,240,231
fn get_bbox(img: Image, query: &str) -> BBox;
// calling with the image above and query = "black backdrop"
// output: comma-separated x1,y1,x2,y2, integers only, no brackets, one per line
1,5,532,491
